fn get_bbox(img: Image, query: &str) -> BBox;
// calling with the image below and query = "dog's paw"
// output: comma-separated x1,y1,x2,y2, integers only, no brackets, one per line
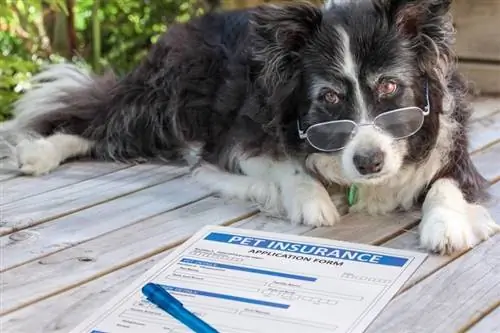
16,138,61,176
283,182,340,227
419,204,499,255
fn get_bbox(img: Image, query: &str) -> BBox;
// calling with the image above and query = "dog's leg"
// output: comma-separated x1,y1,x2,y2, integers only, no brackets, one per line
192,164,284,217
419,178,500,254
16,133,94,176
237,156,340,227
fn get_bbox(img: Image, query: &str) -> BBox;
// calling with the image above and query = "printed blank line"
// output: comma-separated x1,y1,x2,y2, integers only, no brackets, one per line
268,282,364,301
120,309,185,327
182,300,238,314
166,274,259,292
239,310,337,331
174,268,266,286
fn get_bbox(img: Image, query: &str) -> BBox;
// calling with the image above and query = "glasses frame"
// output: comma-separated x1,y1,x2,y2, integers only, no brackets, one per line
297,80,431,152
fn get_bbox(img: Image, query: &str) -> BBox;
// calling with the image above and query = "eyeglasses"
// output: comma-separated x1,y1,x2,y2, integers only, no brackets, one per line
297,81,430,152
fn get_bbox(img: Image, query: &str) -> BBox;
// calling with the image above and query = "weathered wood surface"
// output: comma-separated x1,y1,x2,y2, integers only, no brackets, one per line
0,164,188,235
452,0,500,62
1,97,500,333
467,306,500,333
459,63,500,96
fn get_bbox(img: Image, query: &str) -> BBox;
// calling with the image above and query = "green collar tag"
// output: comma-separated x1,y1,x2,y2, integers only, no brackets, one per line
347,184,358,207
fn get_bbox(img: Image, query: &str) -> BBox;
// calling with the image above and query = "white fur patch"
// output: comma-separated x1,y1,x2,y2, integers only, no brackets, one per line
192,153,340,227
182,142,203,166
338,27,368,121
323,0,351,9
419,178,500,254
0,64,94,165
192,163,283,217
16,138,61,176
238,156,340,227
341,126,405,182
16,133,93,176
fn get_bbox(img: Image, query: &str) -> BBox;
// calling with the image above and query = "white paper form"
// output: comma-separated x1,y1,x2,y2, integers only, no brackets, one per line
70,225,427,333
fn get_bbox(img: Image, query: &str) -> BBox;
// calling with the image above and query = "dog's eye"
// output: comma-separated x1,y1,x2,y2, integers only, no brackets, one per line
322,90,340,104
376,80,398,96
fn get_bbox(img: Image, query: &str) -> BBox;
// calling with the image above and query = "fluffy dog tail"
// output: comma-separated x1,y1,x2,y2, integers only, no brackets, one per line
0,63,120,162
1,63,115,141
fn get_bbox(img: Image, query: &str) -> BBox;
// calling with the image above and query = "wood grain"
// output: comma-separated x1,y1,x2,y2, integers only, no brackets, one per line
0,176,210,271
1,161,129,204
365,233,500,333
469,97,500,122
459,62,500,96
0,164,188,236
365,182,500,332
0,197,255,315
452,0,500,62
469,108,500,152
467,305,500,333
0,251,173,333
472,141,500,182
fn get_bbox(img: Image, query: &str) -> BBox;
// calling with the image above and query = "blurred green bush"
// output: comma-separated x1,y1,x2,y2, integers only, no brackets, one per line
0,0,207,121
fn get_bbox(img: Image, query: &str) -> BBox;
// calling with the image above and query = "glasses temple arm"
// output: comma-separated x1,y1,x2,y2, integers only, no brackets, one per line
423,79,431,115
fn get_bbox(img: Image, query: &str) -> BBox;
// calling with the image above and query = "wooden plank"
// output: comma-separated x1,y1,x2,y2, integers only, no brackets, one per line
0,197,255,315
0,170,19,182
459,62,500,96
469,97,500,122
0,164,188,236
377,173,500,292
304,210,420,243
0,251,172,333
1,161,130,204
469,108,500,152
452,0,500,62
362,183,500,332
365,233,500,333
467,305,500,333
0,176,210,271
470,141,500,182
232,214,315,234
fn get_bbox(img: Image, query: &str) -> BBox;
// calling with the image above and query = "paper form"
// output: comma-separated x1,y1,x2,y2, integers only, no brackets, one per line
70,225,427,333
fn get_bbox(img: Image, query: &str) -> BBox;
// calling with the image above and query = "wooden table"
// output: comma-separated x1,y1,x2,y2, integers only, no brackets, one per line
1,97,500,333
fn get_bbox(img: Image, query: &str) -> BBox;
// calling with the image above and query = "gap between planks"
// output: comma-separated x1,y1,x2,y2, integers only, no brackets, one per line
0,164,190,236
1,161,134,204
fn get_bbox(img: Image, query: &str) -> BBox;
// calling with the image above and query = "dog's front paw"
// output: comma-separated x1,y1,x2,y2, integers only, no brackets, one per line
16,139,61,176
283,182,340,227
419,204,499,255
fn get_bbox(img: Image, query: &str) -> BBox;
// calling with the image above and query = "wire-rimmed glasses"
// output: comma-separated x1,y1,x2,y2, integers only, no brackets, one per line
297,82,430,152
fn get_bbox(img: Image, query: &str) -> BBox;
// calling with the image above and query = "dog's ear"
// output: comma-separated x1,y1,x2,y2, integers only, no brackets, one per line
387,0,453,38
383,0,455,87
249,2,322,89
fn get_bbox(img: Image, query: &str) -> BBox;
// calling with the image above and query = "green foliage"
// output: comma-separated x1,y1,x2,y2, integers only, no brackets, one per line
0,0,207,120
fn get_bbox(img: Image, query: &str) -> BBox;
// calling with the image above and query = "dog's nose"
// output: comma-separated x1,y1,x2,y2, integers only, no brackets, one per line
353,149,385,175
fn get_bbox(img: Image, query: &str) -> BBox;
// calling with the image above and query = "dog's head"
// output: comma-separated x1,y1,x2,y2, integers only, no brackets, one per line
249,0,456,185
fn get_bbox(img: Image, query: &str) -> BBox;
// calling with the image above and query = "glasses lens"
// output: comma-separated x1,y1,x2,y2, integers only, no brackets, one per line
374,107,424,138
305,121,356,151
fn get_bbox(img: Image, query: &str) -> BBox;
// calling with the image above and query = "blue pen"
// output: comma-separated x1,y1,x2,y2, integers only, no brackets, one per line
141,283,219,333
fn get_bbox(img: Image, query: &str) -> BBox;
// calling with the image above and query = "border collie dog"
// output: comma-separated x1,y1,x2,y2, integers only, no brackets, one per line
2,0,498,254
